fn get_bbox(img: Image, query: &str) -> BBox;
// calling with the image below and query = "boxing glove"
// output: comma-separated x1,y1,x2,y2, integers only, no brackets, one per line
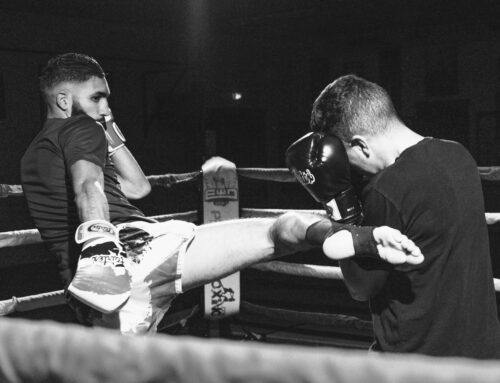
103,110,126,155
286,132,362,224
67,220,132,313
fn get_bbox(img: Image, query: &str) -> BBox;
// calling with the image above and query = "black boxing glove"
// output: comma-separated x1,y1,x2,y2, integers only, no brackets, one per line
285,132,363,224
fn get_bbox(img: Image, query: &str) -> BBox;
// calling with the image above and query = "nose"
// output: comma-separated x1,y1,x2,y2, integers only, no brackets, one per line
100,100,111,118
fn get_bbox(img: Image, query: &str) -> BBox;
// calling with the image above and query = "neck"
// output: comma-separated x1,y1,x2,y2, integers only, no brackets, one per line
46,104,70,119
374,121,424,167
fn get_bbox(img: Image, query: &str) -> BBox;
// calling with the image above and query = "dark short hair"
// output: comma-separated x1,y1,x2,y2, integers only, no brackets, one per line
310,74,399,142
39,53,105,94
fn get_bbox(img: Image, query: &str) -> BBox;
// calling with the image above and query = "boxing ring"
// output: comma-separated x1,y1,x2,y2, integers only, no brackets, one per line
1,158,500,382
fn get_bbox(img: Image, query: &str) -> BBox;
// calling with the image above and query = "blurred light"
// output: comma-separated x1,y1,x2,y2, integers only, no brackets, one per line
231,92,242,101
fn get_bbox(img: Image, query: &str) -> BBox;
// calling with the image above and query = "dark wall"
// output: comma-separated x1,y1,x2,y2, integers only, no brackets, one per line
1,0,500,225
1,1,500,340
1,1,500,177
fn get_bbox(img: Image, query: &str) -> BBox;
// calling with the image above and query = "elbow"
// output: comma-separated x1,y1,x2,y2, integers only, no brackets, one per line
125,180,151,200
272,212,305,247
138,180,152,198
344,282,382,302
347,288,371,302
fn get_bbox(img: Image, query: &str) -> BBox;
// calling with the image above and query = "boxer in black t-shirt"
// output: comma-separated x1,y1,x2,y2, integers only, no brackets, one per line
310,74,500,359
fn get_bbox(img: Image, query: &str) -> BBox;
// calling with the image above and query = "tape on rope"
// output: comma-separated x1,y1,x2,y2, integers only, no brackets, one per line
1,165,499,198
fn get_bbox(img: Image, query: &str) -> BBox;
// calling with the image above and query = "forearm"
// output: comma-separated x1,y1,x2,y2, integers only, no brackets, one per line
306,219,379,259
111,147,151,199
270,213,373,259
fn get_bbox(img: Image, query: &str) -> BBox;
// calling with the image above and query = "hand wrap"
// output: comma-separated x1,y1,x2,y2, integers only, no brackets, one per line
68,220,132,313
102,112,126,155
306,219,378,257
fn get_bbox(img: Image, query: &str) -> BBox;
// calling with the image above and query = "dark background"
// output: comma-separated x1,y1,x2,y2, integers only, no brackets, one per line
1,0,500,347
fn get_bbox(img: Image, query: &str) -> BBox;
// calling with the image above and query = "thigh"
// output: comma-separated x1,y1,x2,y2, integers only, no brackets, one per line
181,218,277,291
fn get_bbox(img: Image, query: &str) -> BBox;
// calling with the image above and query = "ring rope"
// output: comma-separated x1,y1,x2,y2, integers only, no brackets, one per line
3,263,500,317
0,209,323,250
0,229,42,248
240,301,373,333
0,290,65,315
0,184,23,198
147,171,201,188
0,210,199,249
241,208,326,218
252,261,344,279
237,168,296,182
2,164,500,348
478,166,500,181
150,210,198,223
3,316,500,383
2,165,499,198
0,287,371,334
0,206,496,250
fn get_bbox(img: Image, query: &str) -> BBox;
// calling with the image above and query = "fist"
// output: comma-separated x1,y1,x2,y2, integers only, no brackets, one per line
68,220,132,313
103,110,126,155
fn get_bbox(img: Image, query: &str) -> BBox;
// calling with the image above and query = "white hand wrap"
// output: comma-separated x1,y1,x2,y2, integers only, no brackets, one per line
68,220,132,313
103,113,126,155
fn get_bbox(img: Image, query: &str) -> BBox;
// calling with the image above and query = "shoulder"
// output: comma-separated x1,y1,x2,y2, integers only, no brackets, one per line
425,138,477,171
58,115,105,143
423,137,471,158
361,175,398,214
61,114,102,132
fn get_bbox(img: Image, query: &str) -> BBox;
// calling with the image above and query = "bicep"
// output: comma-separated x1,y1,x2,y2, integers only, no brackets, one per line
71,160,104,194
70,160,108,221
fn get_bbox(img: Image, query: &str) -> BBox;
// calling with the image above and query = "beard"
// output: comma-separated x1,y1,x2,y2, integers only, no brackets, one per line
71,100,86,117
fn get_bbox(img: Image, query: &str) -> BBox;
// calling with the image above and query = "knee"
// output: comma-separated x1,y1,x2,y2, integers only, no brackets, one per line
271,212,307,248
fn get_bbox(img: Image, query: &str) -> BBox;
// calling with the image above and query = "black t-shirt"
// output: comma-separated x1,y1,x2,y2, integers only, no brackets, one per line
21,115,147,285
360,137,500,358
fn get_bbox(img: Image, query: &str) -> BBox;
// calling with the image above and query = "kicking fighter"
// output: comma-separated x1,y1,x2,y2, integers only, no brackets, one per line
21,53,422,335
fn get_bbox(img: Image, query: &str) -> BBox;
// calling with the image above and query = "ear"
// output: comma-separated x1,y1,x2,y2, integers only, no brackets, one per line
349,135,370,158
55,92,71,113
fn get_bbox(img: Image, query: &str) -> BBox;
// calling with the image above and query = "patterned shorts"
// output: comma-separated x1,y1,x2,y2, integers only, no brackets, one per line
68,219,196,335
